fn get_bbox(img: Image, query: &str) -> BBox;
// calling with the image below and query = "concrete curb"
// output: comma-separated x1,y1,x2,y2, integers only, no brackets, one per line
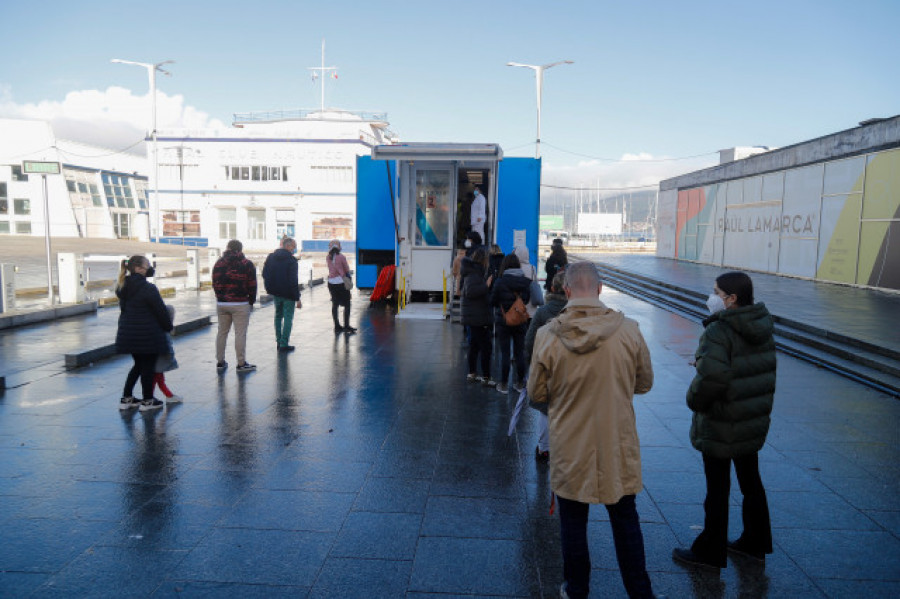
64,315,211,371
0,301,99,331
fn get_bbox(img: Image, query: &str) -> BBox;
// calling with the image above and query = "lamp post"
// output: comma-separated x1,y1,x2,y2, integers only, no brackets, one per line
506,60,573,159
111,58,174,242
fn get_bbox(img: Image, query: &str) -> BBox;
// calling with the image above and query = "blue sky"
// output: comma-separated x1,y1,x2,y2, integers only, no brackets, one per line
1,0,898,187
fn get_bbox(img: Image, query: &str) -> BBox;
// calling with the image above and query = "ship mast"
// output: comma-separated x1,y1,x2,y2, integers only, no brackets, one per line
307,38,338,113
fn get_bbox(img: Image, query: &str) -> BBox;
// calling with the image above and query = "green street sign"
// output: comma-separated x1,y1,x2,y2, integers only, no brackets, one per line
22,161,61,175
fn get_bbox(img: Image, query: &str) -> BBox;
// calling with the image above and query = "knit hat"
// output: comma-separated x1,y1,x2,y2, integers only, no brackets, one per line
328,239,342,251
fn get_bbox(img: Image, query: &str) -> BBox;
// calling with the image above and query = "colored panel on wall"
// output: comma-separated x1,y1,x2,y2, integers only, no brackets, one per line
778,164,822,278
816,194,861,284
862,150,900,219
656,189,678,258
676,190,689,259
697,185,718,263
858,221,900,290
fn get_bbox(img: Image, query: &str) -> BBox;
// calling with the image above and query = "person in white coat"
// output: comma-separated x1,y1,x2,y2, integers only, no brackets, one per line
470,187,486,241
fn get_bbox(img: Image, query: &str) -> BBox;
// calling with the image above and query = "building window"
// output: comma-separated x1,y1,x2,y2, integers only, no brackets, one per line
15,221,32,234
0,221,9,234
276,209,295,239
224,165,288,181
113,213,131,238
134,180,148,209
312,215,353,240
218,208,237,239
90,184,103,207
14,199,30,215
0,183,7,214
310,165,352,184
102,173,135,208
162,210,200,237
247,209,265,240
11,165,28,182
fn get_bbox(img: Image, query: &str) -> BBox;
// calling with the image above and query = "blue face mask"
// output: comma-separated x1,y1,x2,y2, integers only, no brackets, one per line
291,247,297,255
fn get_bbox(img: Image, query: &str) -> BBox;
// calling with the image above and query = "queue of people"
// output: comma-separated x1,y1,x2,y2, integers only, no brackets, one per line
113,232,774,598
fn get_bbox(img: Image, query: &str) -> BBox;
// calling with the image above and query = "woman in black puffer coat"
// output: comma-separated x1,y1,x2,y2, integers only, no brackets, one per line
489,253,531,394
115,255,173,412
460,249,494,385
673,271,776,571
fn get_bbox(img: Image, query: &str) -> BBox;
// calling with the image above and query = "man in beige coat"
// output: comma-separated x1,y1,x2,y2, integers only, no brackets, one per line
528,261,658,599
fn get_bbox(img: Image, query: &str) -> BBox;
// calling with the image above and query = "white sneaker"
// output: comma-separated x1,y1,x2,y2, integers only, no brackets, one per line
166,394,183,404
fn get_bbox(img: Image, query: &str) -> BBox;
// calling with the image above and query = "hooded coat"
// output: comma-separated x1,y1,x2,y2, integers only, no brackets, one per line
459,257,492,327
115,273,173,355
686,302,776,459
528,297,653,505
262,248,300,301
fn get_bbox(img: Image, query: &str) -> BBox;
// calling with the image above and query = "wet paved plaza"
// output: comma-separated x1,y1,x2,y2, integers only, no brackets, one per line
1,271,898,597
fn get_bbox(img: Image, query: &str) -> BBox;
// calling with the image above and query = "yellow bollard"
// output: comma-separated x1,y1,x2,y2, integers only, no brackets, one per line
442,270,447,317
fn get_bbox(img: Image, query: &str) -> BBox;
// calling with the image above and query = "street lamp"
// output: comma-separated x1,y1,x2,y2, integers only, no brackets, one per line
506,60,573,159
111,58,174,242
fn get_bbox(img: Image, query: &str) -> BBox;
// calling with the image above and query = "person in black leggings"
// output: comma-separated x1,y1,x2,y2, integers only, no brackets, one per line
114,255,174,411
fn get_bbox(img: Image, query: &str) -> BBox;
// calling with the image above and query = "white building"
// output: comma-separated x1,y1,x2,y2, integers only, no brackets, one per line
0,118,149,240
153,108,397,251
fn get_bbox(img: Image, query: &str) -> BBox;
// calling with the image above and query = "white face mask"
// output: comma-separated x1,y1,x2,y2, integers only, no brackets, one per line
706,293,726,314
464,240,472,248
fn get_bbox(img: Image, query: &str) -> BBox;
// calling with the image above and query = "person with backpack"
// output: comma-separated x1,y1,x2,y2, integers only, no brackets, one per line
489,253,531,394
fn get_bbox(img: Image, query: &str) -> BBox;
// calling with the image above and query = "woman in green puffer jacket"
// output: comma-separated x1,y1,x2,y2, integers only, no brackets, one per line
673,271,776,571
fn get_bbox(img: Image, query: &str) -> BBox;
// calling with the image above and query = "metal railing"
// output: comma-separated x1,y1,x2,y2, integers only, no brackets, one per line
233,109,388,124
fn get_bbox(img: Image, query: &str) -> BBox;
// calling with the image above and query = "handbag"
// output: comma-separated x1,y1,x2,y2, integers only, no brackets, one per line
342,275,353,290
503,293,528,327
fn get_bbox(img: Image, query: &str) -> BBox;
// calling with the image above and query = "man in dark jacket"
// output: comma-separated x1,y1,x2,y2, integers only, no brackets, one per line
212,239,257,372
262,237,302,352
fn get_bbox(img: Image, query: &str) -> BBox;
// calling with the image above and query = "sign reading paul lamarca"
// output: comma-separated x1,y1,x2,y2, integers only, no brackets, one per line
718,212,817,235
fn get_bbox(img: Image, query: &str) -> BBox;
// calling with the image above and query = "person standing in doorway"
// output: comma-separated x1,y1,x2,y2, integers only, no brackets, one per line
115,255,173,411
326,239,356,334
672,271,775,571
470,186,486,241
263,237,302,352
212,239,258,373
528,261,660,599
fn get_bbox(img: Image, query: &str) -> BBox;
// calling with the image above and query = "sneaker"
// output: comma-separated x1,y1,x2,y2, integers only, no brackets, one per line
118,396,139,410
496,382,509,394
343,325,358,334
236,362,257,373
139,398,164,412
467,373,478,383
216,361,228,372
535,446,550,461
727,540,765,562
482,378,496,387
513,380,525,393
278,345,295,352
672,547,722,571
166,394,183,404
334,325,345,333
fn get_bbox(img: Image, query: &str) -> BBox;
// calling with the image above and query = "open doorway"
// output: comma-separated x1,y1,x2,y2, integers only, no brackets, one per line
456,168,491,248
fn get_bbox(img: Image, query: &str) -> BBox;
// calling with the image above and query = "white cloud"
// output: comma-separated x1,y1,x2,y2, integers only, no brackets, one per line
0,86,226,154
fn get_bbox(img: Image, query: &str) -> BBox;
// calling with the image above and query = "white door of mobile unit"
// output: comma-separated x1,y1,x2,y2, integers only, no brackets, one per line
408,163,456,292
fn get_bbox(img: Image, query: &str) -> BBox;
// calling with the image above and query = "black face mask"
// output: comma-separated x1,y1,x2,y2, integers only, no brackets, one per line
144,267,155,278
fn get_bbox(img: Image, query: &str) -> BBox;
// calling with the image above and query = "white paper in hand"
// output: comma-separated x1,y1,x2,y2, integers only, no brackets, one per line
508,386,528,436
